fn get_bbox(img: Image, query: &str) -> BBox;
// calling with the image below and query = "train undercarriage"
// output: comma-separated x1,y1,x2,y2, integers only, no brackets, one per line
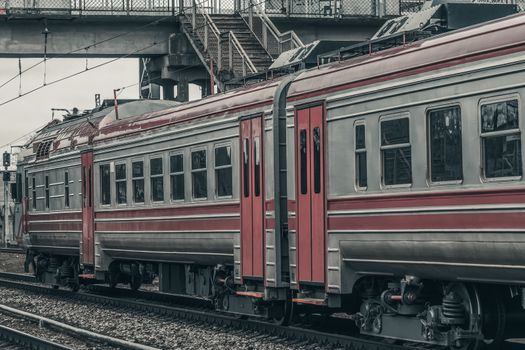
350,276,525,349
25,252,525,349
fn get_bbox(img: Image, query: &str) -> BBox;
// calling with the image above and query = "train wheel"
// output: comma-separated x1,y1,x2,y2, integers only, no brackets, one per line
129,263,142,291
448,283,506,350
130,277,141,291
270,300,293,326
448,283,492,350
478,287,506,350
108,271,118,289
69,282,80,292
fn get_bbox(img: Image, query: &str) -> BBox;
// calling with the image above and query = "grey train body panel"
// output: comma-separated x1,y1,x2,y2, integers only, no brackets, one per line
286,51,525,294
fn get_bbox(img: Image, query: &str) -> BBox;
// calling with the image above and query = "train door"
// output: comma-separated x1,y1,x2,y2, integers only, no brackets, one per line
80,151,95,266
240,116,265,279
295,105,325,284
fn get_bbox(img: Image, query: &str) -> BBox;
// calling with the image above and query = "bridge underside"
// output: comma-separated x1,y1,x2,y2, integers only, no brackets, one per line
0,16,177,58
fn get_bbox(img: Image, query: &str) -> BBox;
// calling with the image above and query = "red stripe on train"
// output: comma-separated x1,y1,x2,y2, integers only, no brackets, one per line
328,188,525,211
95,218,239,232
28,222,82,231
95,203,239,219
28,212,82,221
328,212,525,231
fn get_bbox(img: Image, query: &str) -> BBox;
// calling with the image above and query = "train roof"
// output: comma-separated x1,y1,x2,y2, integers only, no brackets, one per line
94,78,283,142
287,12,525,101
21,99,180,162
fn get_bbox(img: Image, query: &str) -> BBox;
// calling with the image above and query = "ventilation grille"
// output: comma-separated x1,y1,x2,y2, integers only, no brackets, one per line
36,140,53,160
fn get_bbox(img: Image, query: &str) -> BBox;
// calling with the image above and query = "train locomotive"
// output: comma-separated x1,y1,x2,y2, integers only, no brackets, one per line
11,13,525,349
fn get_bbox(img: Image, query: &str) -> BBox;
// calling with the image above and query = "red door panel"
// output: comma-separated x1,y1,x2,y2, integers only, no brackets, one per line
296,109,312,282
295,105,326,284
81,152,95,266
240,117,264,279
251,117,264,277
309,105,325,283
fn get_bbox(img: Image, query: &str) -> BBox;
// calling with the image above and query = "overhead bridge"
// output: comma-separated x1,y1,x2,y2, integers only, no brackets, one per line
0,0,446,100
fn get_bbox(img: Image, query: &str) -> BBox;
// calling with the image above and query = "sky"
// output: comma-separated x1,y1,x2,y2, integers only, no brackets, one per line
0,57,140,157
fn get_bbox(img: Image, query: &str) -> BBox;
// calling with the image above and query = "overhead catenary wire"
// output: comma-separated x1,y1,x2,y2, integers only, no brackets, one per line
0,39,168,110
0,0,271,93
0,121,50,151
0,16,174,91
0,11,225,110
0,2,272,147
0,63,198,151
0,0,272,95
0,0,268,92
0,12,232,111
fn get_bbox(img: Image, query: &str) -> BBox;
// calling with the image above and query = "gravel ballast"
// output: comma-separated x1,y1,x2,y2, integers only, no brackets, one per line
0,310,123,349
0,286,317,350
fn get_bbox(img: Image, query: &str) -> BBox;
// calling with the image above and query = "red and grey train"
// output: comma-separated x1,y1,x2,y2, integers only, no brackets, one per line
12,13,525,349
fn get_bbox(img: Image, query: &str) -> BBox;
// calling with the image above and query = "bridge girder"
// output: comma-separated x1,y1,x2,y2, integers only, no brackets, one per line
0,16,178,58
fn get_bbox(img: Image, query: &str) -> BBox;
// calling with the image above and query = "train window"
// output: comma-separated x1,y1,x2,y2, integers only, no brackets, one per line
428,106,462,183
313,127,321,194
192,150,207,199
45,175,50,209
89,167,92,208
300,129,307,195
100,164,111,205
82,167,86,208
254,137,261,197
132,161,145,203
150,158,164,202
115,164,127,205
170,153,184,201
215,145,232,197
243,139,249,198
64,172,70,208
25,176,28,199
380,117,412,186
355,123,367,189
481,99,522,178
32,177,36,210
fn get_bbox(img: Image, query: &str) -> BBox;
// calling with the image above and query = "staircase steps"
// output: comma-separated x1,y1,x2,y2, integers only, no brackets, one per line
181,13,274,85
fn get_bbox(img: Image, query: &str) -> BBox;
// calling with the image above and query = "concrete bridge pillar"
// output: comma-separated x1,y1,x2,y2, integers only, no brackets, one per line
162,81,175,100
175,80,189,102
151,84,161,100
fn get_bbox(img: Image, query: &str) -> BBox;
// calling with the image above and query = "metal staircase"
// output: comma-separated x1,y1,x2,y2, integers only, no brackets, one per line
181,0,304,90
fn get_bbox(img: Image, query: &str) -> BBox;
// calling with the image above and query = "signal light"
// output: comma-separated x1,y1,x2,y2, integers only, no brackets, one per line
2,152,10,167
3,172,9,183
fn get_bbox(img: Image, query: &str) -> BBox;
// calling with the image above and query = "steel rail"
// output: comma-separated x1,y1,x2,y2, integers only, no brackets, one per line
0,247,24,254
0,272,426,350
0,304,160,350
0,324,75,350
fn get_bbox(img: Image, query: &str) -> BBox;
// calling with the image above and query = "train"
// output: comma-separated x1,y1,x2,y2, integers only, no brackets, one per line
10,13,525,349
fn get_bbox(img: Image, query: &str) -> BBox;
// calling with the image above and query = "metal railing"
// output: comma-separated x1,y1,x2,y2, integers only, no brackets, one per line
239,0,303,58
241,0,524,18
1,0,178,15
182,0,257,81
1,0,523,17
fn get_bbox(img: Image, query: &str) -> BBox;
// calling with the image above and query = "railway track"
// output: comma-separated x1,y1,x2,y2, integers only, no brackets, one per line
0,324,74,350
0,272,429,350
0,247,24,254
0,283,159,350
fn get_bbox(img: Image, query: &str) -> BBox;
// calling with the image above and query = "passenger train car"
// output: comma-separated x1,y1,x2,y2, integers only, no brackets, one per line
13,13,525,349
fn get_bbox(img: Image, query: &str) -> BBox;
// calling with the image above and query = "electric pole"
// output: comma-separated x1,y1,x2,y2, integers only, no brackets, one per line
2,151,10,247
